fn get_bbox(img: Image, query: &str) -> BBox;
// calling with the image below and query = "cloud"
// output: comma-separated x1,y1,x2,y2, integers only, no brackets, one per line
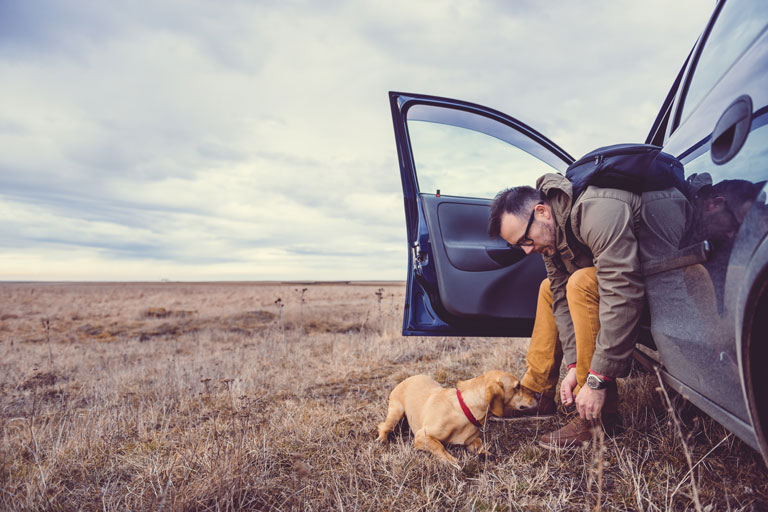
0,0,714,280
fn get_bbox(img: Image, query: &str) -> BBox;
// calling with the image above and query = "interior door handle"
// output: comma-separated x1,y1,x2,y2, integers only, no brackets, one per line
711,95,752,165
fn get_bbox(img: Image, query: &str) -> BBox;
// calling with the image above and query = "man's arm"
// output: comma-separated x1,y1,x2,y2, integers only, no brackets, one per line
574,193,644,378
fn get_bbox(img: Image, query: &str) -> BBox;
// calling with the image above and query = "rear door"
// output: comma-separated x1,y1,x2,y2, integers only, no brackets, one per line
644,0,768,449
389,92,573,336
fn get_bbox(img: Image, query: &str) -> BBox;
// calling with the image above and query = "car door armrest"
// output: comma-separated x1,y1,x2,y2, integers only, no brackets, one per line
485,246,527,268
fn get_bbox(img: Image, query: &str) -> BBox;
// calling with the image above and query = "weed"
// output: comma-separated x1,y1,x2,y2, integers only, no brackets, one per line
295,287,308,332
40,317,53,370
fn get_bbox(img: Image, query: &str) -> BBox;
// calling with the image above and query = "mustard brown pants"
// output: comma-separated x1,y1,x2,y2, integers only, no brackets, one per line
519,267,619,413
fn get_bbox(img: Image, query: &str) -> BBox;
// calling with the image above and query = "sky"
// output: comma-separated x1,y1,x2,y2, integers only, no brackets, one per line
0,0,714,281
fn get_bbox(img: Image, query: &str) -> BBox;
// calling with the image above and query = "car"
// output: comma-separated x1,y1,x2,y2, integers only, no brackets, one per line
388,0,768,465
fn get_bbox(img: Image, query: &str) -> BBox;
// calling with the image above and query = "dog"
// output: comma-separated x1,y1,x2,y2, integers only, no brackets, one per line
376,370,537,464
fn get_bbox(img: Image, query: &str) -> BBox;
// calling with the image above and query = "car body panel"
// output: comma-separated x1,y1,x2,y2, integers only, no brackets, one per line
634,344,758,451
646,0,768,463
643,25,768,422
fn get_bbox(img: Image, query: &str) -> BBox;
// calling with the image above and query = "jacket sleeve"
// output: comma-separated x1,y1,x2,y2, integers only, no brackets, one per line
573,195,644,378
543,256,578,367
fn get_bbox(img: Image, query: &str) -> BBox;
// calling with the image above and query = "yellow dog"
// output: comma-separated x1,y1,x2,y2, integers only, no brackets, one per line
377,370,536,464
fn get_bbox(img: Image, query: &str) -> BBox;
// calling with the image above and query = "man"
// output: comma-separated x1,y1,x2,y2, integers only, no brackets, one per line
488,173,645,448
682,178,765,314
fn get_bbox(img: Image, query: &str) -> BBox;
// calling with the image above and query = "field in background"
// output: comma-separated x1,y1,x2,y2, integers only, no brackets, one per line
1,282,767,511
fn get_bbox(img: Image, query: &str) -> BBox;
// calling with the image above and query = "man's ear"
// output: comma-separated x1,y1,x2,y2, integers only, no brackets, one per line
706,196,726,212
539,202,552,220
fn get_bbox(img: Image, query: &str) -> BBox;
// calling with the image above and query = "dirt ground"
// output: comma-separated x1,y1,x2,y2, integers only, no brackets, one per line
1,282,767,511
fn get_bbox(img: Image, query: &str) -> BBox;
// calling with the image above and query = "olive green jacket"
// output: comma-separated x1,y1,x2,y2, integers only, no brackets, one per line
536,173,645,378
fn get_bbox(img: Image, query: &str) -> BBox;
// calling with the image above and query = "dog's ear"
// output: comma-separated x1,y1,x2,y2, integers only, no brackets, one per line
485,380,505,417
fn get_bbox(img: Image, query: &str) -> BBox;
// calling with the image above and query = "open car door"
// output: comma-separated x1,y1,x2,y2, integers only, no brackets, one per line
390,92,574,336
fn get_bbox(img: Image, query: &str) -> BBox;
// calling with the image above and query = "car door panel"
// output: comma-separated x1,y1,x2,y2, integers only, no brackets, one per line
432,199,508,272
421,194,546,318
390,91,572,336
665,12,768,160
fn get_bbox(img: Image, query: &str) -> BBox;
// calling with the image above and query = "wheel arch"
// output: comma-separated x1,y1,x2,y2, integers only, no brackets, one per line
738,236,768,467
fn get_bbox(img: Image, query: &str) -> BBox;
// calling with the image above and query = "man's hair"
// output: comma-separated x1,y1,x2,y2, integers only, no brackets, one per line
697,179,762,206
488,186,545,238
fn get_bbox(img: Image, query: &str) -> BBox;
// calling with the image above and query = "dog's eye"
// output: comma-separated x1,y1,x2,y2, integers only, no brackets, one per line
515,381,521,390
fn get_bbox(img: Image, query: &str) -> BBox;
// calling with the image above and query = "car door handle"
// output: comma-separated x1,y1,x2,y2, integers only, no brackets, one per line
711,95,753,165
485,246,527,267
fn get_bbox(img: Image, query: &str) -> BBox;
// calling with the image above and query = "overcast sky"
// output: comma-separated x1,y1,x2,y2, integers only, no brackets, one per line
0,0,713,281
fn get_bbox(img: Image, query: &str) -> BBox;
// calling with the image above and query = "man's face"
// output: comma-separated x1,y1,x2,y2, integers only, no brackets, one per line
698,195,746,242
499,203,557,256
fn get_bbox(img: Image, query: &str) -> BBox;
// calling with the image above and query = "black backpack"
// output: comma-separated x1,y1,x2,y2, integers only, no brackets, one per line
565,143,686,201
563,143,686,256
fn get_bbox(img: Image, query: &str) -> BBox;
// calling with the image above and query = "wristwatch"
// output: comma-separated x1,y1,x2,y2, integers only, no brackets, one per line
586,373,608,390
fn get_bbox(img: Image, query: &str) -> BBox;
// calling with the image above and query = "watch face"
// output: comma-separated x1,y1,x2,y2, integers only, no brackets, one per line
587,374,602,390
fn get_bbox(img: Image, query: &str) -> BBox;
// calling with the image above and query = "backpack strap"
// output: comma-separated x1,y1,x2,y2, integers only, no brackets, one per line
565,215,592,262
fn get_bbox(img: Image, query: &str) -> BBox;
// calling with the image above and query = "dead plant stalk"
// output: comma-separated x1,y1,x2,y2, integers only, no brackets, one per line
654,366,703,512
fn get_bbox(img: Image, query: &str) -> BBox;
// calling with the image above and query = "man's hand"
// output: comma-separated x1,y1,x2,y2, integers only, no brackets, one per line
560,367,577,407
576,385,606,421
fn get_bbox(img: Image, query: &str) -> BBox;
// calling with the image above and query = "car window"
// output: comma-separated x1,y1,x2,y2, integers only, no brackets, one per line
678,0,768,124
405,106,563,199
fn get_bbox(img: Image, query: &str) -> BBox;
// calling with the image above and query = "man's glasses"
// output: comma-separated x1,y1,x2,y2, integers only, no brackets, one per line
511,201,542,248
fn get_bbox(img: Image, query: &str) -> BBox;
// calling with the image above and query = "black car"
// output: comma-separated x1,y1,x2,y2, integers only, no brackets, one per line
389,0,768,465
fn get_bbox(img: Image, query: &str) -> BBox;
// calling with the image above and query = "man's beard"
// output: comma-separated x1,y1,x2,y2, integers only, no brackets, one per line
540,222,557,256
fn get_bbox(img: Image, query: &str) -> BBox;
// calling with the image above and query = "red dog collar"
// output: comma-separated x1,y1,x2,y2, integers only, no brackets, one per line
456,388,482,428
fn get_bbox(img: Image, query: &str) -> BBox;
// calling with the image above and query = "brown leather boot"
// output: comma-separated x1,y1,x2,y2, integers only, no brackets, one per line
501,394,556,419
538,415,594,449
538,412,621,449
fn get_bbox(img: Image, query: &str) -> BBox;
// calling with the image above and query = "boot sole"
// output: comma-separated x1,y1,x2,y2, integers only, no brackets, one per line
537,438,591,450
537,424,624,449
490,414,556,422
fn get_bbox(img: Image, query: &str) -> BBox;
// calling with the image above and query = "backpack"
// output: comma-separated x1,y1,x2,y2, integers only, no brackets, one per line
563,143,686,256
565,143,686,201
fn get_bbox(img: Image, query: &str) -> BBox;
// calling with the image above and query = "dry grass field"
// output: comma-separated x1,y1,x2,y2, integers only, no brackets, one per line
1,281,767,511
